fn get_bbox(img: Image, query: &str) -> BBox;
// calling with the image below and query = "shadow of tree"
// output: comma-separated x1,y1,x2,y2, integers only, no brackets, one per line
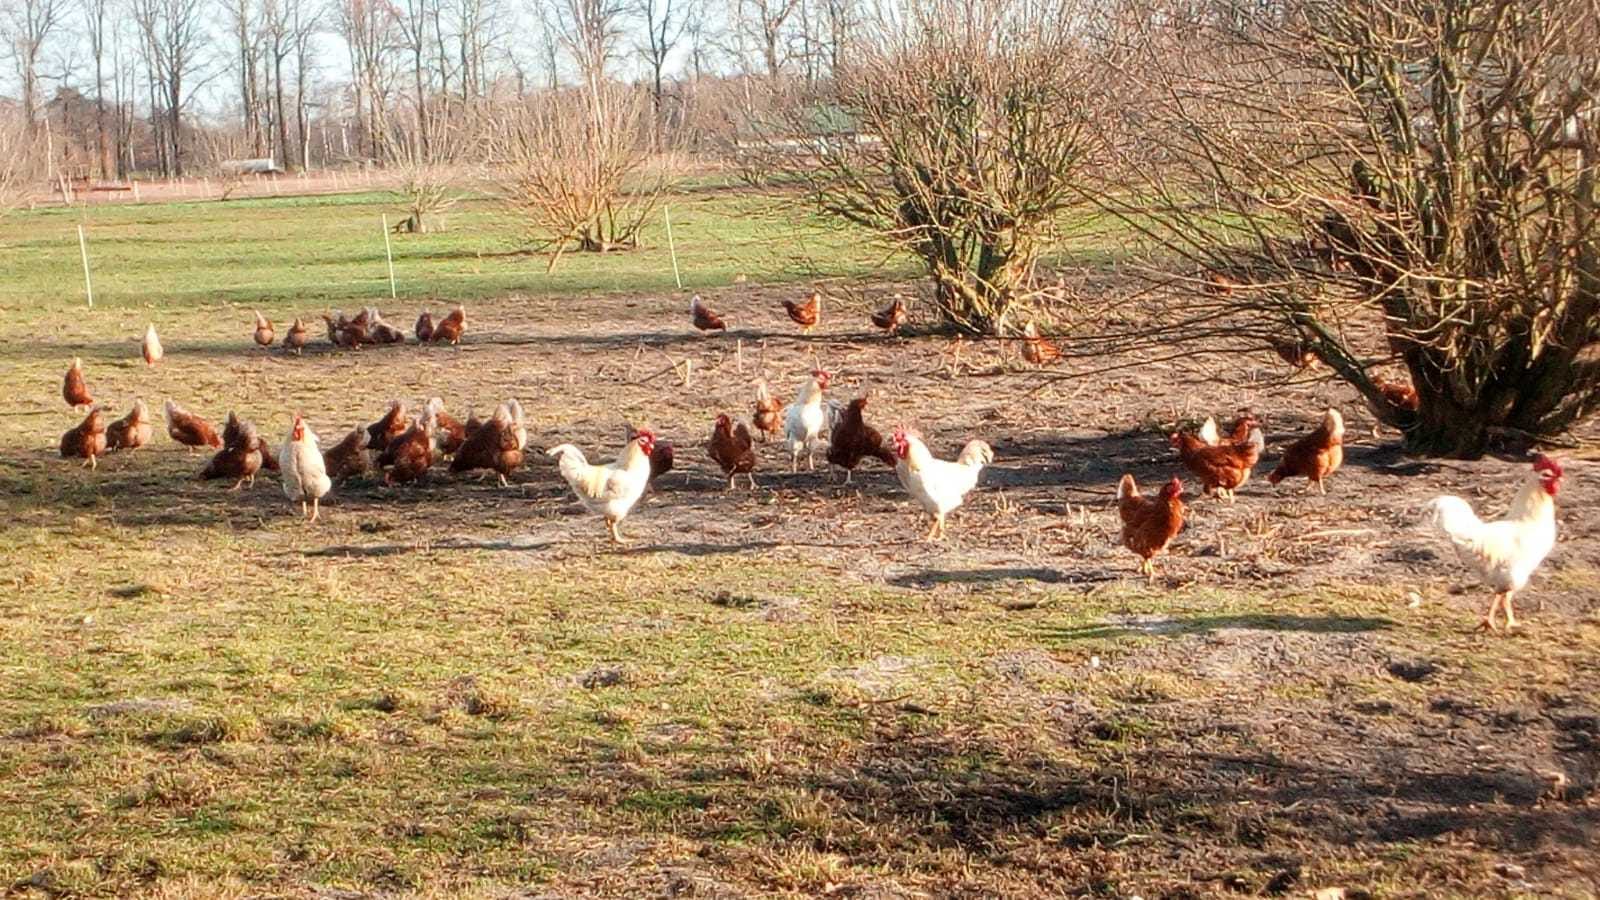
1042,613,1396,641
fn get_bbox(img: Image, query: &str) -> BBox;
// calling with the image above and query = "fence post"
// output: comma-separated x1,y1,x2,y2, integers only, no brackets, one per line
77,225,94,309
381,215,398,300
664,205,683,290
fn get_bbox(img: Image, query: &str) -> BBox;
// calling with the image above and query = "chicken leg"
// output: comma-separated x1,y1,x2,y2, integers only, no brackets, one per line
606,517,628,544
1478,591,1509,632
923,514,945,542
310,497,321,523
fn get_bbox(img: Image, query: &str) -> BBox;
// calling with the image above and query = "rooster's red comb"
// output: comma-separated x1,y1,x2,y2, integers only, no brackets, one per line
1533,454,1563,477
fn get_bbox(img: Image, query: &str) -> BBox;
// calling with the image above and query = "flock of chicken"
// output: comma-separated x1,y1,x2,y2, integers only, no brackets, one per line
245,304,468,353
52,291,1567,633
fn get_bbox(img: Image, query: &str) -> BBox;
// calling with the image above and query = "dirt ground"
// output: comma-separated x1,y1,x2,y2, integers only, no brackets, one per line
9,283,1600,898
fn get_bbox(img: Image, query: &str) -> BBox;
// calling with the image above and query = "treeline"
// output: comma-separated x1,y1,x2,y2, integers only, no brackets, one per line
1,0,856,178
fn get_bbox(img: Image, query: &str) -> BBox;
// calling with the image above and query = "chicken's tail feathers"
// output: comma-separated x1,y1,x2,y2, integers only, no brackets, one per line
1116,473,1138,500
958,440,994,469
545,443,586,463
1197,416,1220,446
1423,495,1482,539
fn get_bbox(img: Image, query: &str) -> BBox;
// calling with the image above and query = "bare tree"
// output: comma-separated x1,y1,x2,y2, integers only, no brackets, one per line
2,0,65,129
81,0,113,176
634,0,691,136
226,0,264,154
337,0,396,161
386,100,473,232
393,0,440,155
765,0,1109,334
557,0,626,93
736,0,801,82
491,83,676,268
130,0,208,176
1106,0,1600,456
289,0,314,168
0,110,43,213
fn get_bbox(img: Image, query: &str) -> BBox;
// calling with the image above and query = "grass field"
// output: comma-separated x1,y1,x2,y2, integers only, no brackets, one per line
2,186,1599,899
0,186,911,314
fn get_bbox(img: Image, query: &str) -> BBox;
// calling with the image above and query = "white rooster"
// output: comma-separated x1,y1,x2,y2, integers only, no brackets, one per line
1423,454,1563,631
783,369,833,471
280,414,333,522
890,426,994,540
547,429,656,543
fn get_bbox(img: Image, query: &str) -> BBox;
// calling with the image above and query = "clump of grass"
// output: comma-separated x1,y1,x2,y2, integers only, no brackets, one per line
138,712,261,748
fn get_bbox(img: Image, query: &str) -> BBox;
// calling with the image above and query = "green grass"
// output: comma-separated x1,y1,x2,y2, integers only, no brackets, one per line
0,188,912,315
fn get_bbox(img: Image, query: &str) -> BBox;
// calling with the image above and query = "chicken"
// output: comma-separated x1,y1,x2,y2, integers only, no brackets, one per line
222,412,277,472
1170,426,1264,500
164,399,222,452
890,428,993,540
324,311,365,348
364,400,410,462
1117,474,1185,579
870,295,907,335
622,423,675,488
752,379,783,442
370,319,406,344
707,414,757,489
415,311,434,343
435,403,469,455
826,396,895,483
1203,271,1239,296
432,304,466,345
142,324,163,366
1021,321,1061,366
283,317,309,354
321,426,370,482
1423,455,1563,631
783,291,821,333
1196,414,1259,447
377,401,437,484
649,438,676,482
280,414,332,521
690,294,727,332
546,430,656,543
201,413,264,489
59,407,108,469
1268,408,1345,494
504,399,527,452
253,311,274,347
63,357,93,410
783,369,832,471
365,308,405,344
449,401,524,486
1369,375,1420,436
105,399,153,452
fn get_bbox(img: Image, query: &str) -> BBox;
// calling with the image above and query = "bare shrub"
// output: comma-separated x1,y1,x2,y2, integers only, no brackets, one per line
756,0,1111,334
1105,0,1600,456
386,103,474,235
489,84,675,270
